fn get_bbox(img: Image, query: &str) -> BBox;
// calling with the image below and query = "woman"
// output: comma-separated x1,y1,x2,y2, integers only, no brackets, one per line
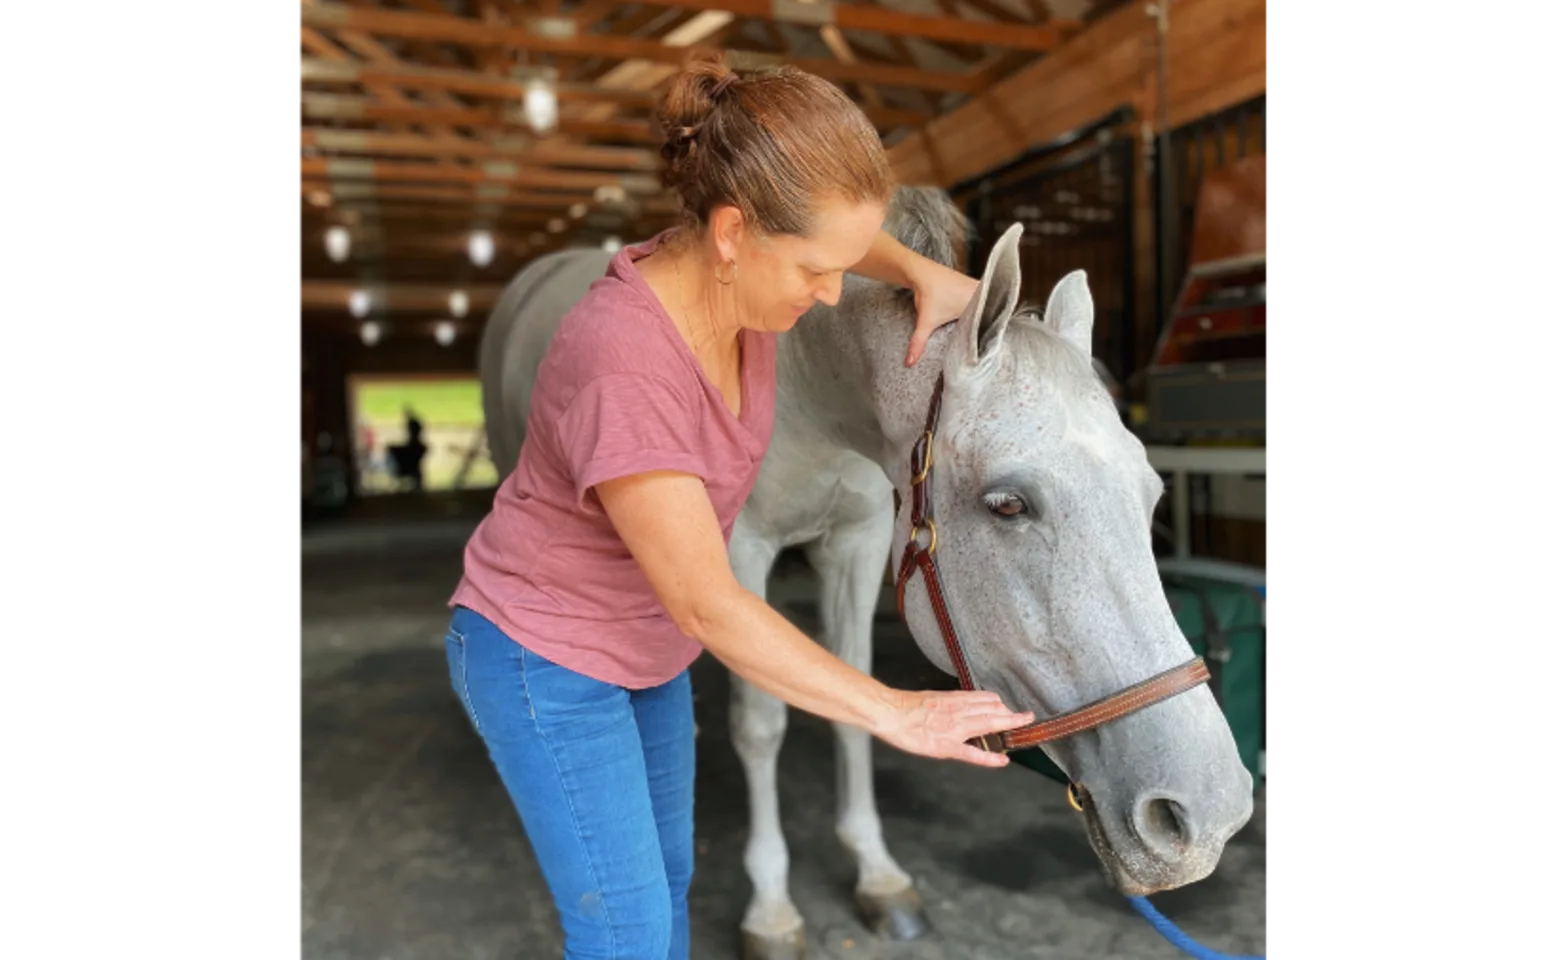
445,55,1034,959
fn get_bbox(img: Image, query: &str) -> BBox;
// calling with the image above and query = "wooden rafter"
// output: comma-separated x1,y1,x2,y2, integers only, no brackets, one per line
302,128,660,169
301,2,985,93
620,0,1074,53
282,28,945,134
302,94,663,144
298,0,1122,335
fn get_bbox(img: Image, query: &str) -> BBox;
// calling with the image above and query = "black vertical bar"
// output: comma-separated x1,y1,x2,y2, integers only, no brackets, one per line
1119,138,1136,384
1191,121,1206,195
971,182,991,271
964,195,977,272
1154,137,1163,324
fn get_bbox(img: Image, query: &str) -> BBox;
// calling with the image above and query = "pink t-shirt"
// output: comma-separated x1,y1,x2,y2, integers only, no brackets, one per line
450,231,777,689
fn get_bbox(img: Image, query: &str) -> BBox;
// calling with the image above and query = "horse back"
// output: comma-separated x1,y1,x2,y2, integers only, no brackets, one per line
478,247,618,479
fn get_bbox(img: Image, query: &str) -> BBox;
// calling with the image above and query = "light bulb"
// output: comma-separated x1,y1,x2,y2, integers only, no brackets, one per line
602,236,623,253
434,321,457,347
325,225,351,262
359,320,382,346
348,289,371,318
523,78,558,134
448,290,469,318
468,230,494,267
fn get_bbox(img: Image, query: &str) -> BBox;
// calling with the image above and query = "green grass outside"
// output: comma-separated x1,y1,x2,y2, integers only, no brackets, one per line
351,377,498,493
353,379,485,426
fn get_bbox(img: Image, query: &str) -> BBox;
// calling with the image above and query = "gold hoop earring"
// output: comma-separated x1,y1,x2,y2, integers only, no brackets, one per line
715,259,737,285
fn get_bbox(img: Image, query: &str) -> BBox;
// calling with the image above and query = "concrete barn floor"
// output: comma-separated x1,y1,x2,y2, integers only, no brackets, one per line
302,516,1265,960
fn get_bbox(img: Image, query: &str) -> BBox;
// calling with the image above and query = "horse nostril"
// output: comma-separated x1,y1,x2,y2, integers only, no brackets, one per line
1134,794,1191,854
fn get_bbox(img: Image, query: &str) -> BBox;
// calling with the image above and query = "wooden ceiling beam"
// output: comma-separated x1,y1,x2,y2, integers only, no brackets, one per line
309,10,478,142
301,26,423,137
306,203,668,231
301,156,662,193
568,6,700,85
304,238,574,262
301,179,596,207
301,179,682,215
302,264,526,286
298,198,647,223
877,32,949,115
301,94,662,144
300,2,985,93
302,126,659,170
301,57,658,107
623,0,1076,53
303,280,507,312
295,57,925,131
302,314,488,340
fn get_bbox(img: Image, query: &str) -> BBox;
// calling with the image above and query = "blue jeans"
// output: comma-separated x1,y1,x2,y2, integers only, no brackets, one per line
445,606,696,960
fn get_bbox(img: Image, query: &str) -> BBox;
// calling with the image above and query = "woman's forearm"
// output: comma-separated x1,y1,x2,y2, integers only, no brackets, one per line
686,582,905,734
594,469,1029,766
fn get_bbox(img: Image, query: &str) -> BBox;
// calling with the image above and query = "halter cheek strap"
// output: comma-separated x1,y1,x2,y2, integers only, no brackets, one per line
893,372,1211,753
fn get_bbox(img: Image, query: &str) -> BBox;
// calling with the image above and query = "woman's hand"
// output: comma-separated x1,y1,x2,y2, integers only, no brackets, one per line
848,230,980,367
871,688,1034,768
905,259,980,367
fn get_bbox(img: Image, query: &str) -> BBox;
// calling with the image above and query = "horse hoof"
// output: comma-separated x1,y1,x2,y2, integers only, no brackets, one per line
741,926,809,960
855,885,932,941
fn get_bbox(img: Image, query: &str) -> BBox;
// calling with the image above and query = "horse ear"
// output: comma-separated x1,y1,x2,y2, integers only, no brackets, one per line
1043,269,1094,357
955,222,1024,366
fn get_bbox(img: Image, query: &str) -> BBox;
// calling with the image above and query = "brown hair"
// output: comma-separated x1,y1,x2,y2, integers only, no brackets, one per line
654,52,894,238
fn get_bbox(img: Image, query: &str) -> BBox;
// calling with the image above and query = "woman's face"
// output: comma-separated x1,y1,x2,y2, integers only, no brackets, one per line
711,198,886,334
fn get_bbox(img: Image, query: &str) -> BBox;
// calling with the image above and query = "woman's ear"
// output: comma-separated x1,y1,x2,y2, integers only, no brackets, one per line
708,204,747,263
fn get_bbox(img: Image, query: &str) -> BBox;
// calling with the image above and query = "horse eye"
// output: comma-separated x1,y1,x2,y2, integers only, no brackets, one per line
985,493,1029,518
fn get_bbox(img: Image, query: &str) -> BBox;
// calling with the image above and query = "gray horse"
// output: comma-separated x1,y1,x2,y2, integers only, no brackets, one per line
477,187,1253,958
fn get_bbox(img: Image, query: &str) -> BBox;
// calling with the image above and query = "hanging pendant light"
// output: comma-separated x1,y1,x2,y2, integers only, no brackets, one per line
468,230,494,267
324,225,351,263
522,77,558,134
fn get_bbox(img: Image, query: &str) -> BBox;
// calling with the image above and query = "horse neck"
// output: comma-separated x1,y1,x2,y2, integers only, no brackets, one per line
778,276,953,477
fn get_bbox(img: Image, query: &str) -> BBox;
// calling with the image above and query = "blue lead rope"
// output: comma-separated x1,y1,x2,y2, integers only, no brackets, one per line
1126,896,1264,960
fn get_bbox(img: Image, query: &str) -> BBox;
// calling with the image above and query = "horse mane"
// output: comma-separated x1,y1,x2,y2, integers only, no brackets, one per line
882,186,969,272
1003,308,1115,403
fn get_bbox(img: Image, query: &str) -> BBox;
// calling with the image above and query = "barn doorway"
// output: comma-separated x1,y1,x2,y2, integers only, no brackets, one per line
346,374,496,496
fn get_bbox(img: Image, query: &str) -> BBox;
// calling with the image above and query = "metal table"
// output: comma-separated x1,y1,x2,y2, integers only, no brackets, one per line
1144,445,1265,560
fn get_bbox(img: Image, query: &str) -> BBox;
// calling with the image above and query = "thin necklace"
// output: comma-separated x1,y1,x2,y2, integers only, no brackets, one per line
671,250,724,353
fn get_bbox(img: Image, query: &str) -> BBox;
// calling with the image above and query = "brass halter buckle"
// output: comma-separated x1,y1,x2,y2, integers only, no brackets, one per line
911,429,934,485
1066,782,1088,812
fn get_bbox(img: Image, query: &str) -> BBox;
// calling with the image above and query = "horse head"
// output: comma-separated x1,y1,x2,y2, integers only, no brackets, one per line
894,220,1253,894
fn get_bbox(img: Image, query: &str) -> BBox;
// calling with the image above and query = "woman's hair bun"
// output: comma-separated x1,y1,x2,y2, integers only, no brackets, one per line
655,52,740,192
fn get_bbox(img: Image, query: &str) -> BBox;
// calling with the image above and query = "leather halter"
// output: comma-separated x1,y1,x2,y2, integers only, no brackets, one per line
894,372,1212,754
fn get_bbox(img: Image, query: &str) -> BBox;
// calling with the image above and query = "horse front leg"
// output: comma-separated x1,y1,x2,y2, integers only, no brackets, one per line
728,527,808,960
807,510,932,942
